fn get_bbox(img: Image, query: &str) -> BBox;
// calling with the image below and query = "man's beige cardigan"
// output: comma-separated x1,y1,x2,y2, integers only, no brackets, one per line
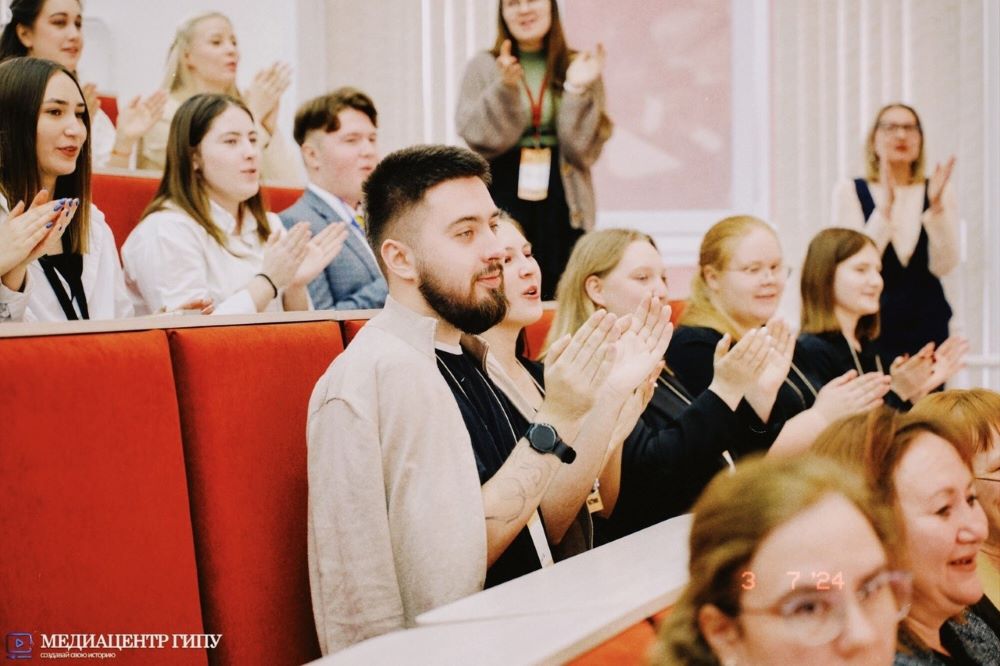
307,297,488,654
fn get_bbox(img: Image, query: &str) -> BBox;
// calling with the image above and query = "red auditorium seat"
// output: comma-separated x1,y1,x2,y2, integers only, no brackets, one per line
0,330,207,664
98,94,119,125
669,299,687,326
166,322,344,666
522,307,555,360
342,319,367,343
568,620,659,665
91,172,304,253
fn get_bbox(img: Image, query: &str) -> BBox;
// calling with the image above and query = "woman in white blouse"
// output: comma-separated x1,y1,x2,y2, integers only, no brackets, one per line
0,0,166,169
122,93,345,316
0,56,132,323
831,103,959,369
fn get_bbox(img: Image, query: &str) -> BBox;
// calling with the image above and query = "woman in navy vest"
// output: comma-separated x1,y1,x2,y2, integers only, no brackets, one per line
831,103,960,370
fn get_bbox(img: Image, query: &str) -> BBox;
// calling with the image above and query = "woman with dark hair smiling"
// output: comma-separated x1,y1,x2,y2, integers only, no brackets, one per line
457,0,612,298
0,0,166,168
122,94,345,315
797,227,967,410
0,56,131,322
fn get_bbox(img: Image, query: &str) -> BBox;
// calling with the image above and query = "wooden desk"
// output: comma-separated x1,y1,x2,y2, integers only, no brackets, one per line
313,515,692,665
418,513,692,625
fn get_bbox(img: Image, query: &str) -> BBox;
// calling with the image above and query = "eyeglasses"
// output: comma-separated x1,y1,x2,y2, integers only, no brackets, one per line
723,263,792,280
502,0,546,10
877,122,920,135
739,570,912,646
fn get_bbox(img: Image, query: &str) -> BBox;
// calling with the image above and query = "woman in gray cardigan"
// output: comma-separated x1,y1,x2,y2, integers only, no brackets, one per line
457,0,612,299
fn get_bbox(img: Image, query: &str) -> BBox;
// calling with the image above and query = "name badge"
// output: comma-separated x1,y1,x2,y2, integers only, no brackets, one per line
517,147,551,201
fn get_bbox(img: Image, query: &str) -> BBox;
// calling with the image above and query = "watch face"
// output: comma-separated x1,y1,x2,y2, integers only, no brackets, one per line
530,424,557,452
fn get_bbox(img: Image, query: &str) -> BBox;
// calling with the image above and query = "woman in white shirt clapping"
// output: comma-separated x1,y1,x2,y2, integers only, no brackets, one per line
0,56,131,322
122,93,345,316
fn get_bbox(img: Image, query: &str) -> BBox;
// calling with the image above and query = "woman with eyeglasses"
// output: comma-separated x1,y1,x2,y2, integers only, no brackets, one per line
655,453,911,666
456,0,612,299
910,389,1000,610
667,215,892,454
814,408,1000,664
831,104,959,370
544,228,790,542
798,228,967,410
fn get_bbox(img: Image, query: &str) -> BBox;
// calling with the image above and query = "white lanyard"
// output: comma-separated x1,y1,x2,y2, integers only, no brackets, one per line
436,352,554,568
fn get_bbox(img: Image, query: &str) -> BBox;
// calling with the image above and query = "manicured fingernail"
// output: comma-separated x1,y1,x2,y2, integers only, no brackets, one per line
53,200,64,211
45,222,54,228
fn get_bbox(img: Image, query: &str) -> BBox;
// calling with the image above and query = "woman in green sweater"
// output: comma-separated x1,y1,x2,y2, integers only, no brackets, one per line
457,0,612,299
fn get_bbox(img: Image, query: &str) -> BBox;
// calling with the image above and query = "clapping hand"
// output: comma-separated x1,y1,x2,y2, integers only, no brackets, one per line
708,327,773,408
116,90,168,143
542,310,621,421
603,294,673,395
566,43,606,90
918,335,969,396
495,40,523,88
81,82,101,120
292,222,349,288
261,222,311,291
927,156,956,213
890,343,935,402
879,152,897,215
1,192,66,274
813,370,892,424
244,62,292,132
741,319,797,422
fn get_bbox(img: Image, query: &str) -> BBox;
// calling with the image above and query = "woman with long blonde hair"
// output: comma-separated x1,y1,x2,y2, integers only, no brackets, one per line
831,103,959,369
546,228,784,542
137,11,301,184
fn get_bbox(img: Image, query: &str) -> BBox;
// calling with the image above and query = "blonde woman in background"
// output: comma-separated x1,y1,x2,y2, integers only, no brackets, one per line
831,103,959,370
138,12,302,185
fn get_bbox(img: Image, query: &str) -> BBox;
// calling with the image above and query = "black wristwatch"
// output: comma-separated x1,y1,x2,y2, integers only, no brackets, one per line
525,423,576,464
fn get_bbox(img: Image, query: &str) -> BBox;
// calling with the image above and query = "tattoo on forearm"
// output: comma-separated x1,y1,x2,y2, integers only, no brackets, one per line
485,445,551,525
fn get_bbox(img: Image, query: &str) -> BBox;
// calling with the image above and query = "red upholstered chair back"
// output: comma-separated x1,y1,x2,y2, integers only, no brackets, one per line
92,172,159,252
0,331,207,664
668,299,688,327
98,95,119,125
342,319,368,343
568,620,659,666
91,172,304,253
261,185,305,214
522,307,556,360
167,322,344,666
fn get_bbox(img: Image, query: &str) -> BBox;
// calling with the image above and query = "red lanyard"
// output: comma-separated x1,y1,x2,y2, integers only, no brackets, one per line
521,71,550,141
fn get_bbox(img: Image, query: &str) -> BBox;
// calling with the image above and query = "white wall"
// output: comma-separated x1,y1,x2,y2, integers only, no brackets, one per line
78,0,303,142
771,0,1000,389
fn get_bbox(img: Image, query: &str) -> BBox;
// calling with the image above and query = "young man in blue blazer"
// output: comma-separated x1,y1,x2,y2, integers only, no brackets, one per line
280,88,388,310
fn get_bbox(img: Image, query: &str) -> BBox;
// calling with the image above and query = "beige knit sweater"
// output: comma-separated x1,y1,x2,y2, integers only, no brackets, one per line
456,50,612,231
